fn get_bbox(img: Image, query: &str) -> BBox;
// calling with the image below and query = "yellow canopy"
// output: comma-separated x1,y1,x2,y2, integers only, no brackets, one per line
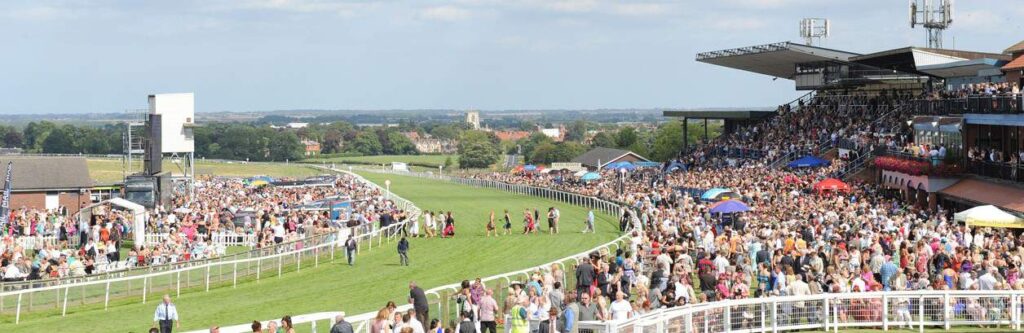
954,205,1024,228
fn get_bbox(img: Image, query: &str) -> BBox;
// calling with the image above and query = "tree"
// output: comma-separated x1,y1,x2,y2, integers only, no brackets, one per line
383,130,417,155
651,121,685,161
268,131,304,161
565,120,587,142
615,127,638,148
458,140,499,169
443,156,454,169
458,131,499,169
24,121,57,152
529,142,558,164
590,131,615,149
42,125,75,154
349,131,383,155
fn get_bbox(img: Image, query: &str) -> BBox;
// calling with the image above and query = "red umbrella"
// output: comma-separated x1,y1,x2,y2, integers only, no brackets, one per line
814,178,851,193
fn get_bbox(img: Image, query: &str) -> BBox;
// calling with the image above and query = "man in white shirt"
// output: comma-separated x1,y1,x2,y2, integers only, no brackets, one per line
405,309,425,333
978,268,998,290
153,294,180,333
609,291,632,321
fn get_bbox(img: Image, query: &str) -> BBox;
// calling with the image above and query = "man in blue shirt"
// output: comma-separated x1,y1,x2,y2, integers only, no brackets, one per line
879,257,899,291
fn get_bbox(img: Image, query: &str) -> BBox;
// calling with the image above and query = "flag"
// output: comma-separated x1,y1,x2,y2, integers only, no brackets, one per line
0,161,11,227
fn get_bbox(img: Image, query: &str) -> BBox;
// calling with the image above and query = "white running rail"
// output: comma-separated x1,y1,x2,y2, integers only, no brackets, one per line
576,290,1024,333
0,169,420,325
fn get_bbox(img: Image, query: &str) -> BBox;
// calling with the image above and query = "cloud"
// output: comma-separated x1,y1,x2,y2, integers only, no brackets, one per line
218,0,371,16
535,0,599,13
420,5,472,21
955,9,1011,33
3,5,79,21
707,17,770,32
611,3,669,16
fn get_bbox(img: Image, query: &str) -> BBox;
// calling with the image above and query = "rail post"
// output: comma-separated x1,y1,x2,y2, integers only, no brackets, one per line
15,293,22,324
206,266,211,292
62,287,70,317
882,295,888,330
105,282,111,310
233,262,238,288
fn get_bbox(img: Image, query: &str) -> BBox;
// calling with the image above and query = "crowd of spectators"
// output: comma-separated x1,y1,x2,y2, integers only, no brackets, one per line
428,91,1024,328
1,172,407,283
929,82,1021,99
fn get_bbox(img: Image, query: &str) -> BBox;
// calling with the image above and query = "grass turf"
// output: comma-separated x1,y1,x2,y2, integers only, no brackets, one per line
0,170,618,332
307,154,458,167
87,158,323,184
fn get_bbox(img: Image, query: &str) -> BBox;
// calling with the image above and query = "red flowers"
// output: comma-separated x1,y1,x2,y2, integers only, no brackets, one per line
873,156,963,177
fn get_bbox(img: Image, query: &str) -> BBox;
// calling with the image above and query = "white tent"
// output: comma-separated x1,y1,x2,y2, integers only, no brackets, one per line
954,205,1024,229
78,198,149,245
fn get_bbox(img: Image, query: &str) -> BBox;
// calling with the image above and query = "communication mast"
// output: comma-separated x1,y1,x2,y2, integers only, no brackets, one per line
799,18,830,46
910,0,953,49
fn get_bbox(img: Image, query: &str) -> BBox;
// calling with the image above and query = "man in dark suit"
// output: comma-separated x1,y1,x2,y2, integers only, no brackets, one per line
575,256,596,298
538,307,565,333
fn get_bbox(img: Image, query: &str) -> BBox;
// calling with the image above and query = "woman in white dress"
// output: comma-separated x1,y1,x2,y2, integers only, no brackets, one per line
409,211,420,237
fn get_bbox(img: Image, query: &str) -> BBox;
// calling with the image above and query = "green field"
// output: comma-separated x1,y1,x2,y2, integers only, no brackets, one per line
87,158,323,184
308,154,458,167
0,170,618,332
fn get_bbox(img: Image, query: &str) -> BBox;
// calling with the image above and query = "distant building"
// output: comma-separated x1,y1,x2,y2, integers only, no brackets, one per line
539,125,567,142
572,147,650,169
494,130,531,142
302,140,321,156
466,111,481,130
286,122,309,129
1003,39,1024,86
402,132,457,154
0,157,93,214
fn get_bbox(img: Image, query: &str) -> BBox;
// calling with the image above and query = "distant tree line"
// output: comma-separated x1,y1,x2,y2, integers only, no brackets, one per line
0,118,721,166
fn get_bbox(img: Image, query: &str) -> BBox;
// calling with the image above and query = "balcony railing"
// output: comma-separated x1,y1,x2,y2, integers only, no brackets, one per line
966,159,1023,183
911,95,1023,115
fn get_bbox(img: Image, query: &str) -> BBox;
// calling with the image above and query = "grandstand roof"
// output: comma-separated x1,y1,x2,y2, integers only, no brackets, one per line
917,58,1008,78
850,47,1010,74
695,42,860,79
662,110,776,120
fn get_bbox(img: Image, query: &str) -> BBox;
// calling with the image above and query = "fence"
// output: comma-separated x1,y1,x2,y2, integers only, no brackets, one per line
142,232,258,247
576,290,1024,333
912,95,1023,115
200,167,634,333
0,169,421,325
11,234,81,251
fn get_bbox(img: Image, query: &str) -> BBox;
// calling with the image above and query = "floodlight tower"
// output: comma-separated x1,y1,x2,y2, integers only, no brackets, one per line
799,18,830,46
910,0,953,49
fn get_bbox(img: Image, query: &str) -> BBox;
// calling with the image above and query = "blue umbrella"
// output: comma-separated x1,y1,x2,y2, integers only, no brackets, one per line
709,199,750,214
604,161,636,171
787,155,831,168
580,172,601,181
523,164,537,171
701,188,731,201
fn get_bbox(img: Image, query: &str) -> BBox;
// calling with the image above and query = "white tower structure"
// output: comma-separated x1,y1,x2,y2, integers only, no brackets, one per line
799,18,830,46
910,0,953,49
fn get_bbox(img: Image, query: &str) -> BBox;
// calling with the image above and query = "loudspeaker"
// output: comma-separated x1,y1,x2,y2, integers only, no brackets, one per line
145,114,162,175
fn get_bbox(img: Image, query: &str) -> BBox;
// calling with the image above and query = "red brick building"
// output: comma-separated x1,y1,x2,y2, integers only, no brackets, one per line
0,157,93,215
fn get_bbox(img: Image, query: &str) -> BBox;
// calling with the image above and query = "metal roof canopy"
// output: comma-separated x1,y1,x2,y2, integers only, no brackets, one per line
917,58,1007,78
663,110,776,120
850,47,1010,75
695,42,860,79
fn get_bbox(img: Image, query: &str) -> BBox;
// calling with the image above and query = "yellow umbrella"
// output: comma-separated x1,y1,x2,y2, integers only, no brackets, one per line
955,205,1024,229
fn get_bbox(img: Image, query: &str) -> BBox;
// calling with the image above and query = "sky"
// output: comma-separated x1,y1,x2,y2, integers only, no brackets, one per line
1,0,1021,114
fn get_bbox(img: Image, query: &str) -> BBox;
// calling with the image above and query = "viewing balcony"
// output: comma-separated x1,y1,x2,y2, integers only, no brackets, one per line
911,95,1023,115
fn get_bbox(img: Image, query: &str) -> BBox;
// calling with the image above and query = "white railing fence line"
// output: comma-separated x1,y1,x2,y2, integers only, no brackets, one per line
0,168,420,325
576,290,1024,333
202,166,633,333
